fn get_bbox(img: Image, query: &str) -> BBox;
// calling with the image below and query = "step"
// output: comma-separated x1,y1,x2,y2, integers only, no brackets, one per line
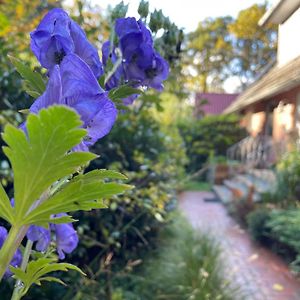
248,169,276,183
235,174,272,194
212,185,234,204
223,179,249,199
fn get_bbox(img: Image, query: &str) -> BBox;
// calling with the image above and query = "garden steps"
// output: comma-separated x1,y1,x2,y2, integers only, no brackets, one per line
235,174,272,194
213,168,277,204
212,185,233,204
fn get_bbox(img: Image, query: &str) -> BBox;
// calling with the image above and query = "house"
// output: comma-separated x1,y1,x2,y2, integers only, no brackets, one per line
225,0,300,151
194,92,239,117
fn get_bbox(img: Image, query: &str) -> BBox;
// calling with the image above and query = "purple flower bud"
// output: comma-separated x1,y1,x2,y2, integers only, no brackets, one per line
30,8,103,78
27,225,51,252
52,222,78,260
102,17,169,100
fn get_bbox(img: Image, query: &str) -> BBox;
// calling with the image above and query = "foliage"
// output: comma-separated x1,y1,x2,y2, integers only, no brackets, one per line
185,4,277,92
276,150,300,202
229,4,277,87
133,215,242,300
187,16,233,92
179,114,247,173
246,209,271,243
247,208,300,273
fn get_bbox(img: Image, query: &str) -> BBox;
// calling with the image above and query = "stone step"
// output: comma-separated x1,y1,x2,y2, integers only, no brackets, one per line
235,174,272,194
212,185,233,204
223,179,248,199
248,169,276,183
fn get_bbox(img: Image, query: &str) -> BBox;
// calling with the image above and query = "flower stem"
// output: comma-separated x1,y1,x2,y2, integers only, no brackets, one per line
10,239,33,300
0,225,28,282
104,56,123,86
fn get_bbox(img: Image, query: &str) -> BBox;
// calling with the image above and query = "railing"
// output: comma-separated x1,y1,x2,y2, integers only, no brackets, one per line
227,135,277,169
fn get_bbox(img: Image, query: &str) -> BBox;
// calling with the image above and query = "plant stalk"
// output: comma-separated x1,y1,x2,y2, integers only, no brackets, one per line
0,225,28,282
10,239,33,300
104,56,122,86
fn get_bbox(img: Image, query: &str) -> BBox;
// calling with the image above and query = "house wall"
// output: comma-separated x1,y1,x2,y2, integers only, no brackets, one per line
278,8,300,66
241,85,300,142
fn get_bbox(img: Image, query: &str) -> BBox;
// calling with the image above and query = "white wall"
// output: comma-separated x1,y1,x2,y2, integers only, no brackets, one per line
278,8,300,66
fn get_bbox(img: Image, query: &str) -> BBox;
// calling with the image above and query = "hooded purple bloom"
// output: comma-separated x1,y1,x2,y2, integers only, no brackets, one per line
30,8,103,78
27,225,51,252
0,226,22,277
102,17,169,95
51,214,79,260
29,53,117,151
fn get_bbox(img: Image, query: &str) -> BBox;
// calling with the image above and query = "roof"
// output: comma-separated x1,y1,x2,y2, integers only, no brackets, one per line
259,0,300,26
196,93,239,115
224,55,300,113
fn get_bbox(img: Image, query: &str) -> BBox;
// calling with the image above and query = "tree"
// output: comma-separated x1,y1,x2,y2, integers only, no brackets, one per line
186,16,233,92
229,4,277,88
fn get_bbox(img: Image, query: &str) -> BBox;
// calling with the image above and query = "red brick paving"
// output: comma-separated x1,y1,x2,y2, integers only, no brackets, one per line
179,191,300,300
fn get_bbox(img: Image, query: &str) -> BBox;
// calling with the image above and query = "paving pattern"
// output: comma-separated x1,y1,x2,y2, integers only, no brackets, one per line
179,191,300,300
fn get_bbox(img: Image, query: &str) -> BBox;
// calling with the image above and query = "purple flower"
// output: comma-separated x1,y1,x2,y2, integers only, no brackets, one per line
52,222,79,260
27,225,51,252
0,226,22,277
30,8,103,78
29,53,117,151
102,17,169,95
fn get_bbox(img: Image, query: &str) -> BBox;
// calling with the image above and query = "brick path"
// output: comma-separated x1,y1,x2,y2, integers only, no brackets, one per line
179,191,300,300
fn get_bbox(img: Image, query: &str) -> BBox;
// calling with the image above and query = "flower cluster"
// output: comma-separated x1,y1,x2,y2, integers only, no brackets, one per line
27,215,78,260
102,17,169,104
1,7,169,272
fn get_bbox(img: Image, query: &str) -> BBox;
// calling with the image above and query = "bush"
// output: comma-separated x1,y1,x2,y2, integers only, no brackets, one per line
247,208,300,273
178,114,247,173
246,209,271,243
276,150,300,202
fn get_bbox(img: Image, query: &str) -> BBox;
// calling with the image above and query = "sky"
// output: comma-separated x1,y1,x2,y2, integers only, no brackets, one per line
90,0,276,32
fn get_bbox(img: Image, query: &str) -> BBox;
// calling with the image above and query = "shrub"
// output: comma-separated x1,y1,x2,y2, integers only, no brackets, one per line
276,150,300,202
178,114,247,173
246,209,271,243
246,209,300,273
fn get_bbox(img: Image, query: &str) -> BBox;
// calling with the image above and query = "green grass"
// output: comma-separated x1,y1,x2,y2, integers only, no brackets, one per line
134,215,242,300
182,180,212,191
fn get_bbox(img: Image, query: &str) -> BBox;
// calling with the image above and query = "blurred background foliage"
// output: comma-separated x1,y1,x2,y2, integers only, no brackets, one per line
178,114,247,173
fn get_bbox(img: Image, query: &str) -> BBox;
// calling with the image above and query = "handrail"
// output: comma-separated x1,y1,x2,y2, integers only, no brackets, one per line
227,135,276,168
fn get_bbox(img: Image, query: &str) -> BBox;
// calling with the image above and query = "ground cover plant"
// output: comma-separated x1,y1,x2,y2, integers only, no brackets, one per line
135,215,242,300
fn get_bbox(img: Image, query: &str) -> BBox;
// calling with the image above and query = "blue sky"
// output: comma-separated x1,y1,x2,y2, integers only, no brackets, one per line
91,0,276,32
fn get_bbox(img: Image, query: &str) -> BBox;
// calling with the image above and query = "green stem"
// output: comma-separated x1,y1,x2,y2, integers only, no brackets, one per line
10,240,33,300
0,225,28,282
104,56,122,86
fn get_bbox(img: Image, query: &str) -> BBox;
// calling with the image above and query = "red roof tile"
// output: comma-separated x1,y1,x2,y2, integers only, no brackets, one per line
196,92,239,115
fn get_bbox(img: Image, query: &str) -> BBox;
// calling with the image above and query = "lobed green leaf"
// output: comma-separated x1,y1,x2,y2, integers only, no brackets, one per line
9,55,46,96
108,85,142,101
10,258,85,297
23,170,132,226
2,106,97,224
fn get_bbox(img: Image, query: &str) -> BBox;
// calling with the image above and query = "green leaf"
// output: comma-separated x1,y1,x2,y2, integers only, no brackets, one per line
10,258,85,297
2,106,97,224
108,85,142,102
23,170,132,226
9,55,46,97
0,182,14,223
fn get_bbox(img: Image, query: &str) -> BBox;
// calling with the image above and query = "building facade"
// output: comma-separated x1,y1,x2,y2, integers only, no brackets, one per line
225,0,300,149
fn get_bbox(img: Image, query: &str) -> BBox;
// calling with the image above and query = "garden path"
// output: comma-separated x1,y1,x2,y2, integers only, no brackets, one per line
179,191,300,300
